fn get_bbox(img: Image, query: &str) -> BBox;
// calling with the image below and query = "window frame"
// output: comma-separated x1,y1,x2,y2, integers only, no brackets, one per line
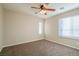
59,15,79,40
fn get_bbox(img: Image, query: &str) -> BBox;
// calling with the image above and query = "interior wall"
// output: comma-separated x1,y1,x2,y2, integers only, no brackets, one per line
45,8,79,49
2,5,79,50
3,9,44,47
0,5,3,51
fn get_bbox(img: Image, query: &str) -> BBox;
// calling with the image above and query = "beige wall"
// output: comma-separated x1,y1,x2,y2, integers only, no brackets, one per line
2,5,79,50
0,5,3,51
3,9,44,47
45,8,79,49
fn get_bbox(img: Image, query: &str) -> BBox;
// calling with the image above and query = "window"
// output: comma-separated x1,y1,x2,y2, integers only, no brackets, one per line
59,15,79,39
38,22,43,34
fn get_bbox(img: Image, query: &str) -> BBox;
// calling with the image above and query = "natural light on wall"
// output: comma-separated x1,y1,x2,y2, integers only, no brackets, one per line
39,22,43,34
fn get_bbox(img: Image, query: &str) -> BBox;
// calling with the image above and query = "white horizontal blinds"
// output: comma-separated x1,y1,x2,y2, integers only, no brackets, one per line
59,15,79,38
73,15,79,37
62,17,72,37
59,17,72,37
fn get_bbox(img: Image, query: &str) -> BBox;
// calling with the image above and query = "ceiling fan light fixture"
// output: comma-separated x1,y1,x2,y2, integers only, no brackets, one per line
40,10,47,14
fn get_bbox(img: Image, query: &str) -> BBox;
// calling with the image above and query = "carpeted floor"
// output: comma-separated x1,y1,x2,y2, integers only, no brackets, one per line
0,39,79,56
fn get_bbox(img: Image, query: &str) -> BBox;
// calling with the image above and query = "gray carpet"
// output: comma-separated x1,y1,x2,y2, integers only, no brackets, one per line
0,39,79,56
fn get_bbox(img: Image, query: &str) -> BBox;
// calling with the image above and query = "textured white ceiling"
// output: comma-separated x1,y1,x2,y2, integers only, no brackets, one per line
2,3,79,18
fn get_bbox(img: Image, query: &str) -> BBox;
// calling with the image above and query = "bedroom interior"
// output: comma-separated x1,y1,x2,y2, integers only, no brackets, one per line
0,3,79,56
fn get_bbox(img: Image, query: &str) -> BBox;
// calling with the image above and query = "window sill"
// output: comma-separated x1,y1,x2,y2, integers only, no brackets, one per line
59,36,79,41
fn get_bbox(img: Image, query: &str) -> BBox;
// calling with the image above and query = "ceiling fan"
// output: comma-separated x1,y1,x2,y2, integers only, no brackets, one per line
31,3,56,15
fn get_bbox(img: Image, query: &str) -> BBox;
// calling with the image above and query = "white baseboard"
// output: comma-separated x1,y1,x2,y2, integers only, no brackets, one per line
3,39,43,48
47,39,79,50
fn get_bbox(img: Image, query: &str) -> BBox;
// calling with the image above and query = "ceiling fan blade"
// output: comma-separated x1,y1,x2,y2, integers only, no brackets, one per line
45,8,56,11
31,7,40,9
